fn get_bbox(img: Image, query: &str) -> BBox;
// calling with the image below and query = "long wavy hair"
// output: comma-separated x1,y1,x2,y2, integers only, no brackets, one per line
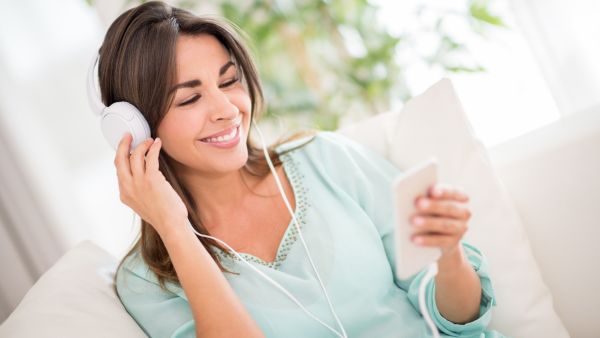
98,1,315,292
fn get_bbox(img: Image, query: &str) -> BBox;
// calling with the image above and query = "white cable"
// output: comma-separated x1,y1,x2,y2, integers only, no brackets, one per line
251,120,348,338
419,262,440,338
131,211,137,230
188,120,347,338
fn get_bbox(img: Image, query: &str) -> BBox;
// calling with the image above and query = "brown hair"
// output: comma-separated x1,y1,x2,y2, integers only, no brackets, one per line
98,1,315,291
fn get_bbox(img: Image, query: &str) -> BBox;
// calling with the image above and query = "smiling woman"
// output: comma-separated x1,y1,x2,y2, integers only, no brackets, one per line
98,1,315,285
101,1,508,338
98,2,316,335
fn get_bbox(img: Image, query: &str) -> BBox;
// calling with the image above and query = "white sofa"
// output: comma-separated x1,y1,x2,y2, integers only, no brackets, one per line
487,104,600,338
1,81,597,337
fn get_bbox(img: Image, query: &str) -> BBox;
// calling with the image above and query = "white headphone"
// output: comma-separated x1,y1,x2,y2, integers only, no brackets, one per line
87,55,151,153
87,55,348,337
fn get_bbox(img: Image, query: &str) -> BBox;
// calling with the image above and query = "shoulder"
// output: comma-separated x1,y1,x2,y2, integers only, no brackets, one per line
116,250,148,284
277,131,400,189
115,251,151,295
116,249,181,298
298,131,393,171
274,131,400,179
275,130,365,160
115,250,193,337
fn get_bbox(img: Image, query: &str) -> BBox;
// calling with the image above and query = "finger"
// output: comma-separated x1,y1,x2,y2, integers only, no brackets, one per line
114,133,133,180
145,137,161,174
428,183,469,202
411,233,457,247
415,197,471,220
410,215,467,236
130,138,154,177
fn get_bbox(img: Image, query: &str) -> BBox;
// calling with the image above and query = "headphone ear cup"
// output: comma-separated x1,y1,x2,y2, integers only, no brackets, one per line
100,101,151,152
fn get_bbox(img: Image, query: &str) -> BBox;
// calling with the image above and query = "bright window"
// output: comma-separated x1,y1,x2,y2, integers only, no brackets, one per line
371,0,561,147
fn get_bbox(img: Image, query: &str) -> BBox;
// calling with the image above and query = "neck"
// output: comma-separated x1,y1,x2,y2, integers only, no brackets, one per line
179,166,266,231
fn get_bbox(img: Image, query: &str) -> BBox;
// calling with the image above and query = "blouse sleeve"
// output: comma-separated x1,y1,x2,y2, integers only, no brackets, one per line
115,252,196,338
405,242,497,337
315,131,497,336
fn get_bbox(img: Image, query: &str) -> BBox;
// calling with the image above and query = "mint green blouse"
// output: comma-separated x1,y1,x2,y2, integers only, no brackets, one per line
116,131,508,338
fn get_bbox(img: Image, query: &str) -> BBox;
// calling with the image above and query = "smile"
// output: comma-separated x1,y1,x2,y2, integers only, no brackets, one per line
198,125,240,148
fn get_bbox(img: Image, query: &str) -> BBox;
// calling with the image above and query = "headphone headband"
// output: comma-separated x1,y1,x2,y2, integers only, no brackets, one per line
87,55,106,116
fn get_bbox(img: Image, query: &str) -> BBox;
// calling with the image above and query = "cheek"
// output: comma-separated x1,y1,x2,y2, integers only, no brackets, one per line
156,112,202,152
157,115,182,140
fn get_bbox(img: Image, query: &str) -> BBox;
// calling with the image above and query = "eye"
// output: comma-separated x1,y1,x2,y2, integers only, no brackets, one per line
178,95,200,107
219,77,240,88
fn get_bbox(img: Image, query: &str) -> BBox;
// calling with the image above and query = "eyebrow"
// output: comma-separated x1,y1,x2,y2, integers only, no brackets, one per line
168,61,236,94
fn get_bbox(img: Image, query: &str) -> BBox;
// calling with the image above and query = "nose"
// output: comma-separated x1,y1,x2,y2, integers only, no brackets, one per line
206,89,240,122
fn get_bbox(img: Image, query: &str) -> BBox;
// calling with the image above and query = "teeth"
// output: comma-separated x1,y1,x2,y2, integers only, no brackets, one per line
203,126,237,143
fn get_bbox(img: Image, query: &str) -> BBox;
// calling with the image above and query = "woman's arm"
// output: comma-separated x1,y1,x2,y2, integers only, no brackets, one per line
114,135,264,337
160,219,265,338
434,245,482,324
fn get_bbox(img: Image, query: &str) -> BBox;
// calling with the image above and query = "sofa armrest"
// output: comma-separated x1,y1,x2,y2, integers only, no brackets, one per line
488,105,600,338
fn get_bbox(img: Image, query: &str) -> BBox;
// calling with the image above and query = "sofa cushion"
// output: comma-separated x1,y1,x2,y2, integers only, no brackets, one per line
338,78,570,338
0,241,146,338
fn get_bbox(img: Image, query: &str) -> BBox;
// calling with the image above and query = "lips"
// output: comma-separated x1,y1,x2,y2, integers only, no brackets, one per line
198,124,241,148
199,123,240,141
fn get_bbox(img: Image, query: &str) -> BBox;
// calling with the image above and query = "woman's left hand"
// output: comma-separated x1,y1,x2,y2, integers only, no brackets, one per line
409,183,471,258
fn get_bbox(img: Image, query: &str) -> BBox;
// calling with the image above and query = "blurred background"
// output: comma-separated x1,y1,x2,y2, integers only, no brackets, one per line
1,0,599,323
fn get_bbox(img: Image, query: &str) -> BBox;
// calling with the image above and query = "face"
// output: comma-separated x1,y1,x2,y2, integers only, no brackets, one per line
157,34,252,176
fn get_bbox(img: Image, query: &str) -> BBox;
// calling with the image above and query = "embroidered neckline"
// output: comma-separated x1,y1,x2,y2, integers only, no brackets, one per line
212,151,309,270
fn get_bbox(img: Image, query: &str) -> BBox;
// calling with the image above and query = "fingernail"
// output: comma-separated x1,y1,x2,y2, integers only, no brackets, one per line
433,186,443,197
412,217,424,226
155,137,161,143
419,198,429,208
413,236,424,244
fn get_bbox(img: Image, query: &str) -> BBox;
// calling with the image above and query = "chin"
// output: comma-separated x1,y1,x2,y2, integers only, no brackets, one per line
207,147,249,173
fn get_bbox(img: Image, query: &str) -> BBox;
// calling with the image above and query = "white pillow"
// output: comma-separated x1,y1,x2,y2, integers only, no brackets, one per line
337,78,570,338
0,241,146,338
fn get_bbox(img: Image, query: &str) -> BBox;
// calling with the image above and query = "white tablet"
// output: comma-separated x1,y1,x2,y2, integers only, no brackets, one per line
392,158,442,280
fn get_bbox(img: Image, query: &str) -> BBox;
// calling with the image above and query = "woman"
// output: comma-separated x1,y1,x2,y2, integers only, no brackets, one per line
105,1,506,337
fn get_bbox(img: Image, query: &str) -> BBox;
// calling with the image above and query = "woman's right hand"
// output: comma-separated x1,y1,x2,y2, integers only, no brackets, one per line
114,132,189,237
